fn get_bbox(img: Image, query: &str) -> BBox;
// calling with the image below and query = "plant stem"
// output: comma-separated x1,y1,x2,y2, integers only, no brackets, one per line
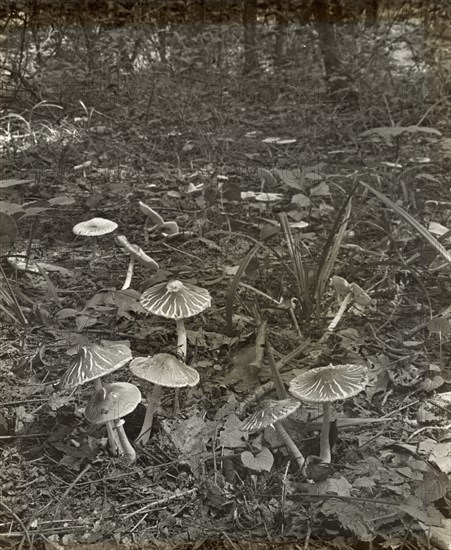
266,341,287,399
275,422,305,470
319,402,332,463
115,419,136,465
122,257,135,290
135,385,162,446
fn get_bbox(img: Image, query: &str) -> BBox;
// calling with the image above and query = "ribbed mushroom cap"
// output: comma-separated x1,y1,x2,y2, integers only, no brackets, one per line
140,280,211,320
289,364,368,403
116,235,159,270
73,218,118,237
241,398,301,433
59,343,132,390
130,353,199,387
139,202,164,226
85,382,141,424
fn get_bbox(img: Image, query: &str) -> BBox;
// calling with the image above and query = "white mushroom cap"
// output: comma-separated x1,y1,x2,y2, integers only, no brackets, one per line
332,276,371,306
130,353,199,387
73,217,118,237
59,343,132,390
289,364,368,403
140,280,211,320
241,398,301,433
116,235,159,270
85,382,141,424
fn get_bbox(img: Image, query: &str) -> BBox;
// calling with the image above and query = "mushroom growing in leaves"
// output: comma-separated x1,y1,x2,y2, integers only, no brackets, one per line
116,235,159,290
326,276,372,335
139,201,179,242
140,280,211,360
85,382,141,465
59,342,132,454
130,353,200,446
73,217,118,259
289,364,368,463
241,398,305,470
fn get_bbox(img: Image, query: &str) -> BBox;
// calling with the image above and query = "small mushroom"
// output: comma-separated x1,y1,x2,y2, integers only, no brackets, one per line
140,279,211,360
116,235,159,290
139,202,179,242
59,342,132,455
85,382,141,465
241,398,305,470
289,364,368,463
73,217,118,259
324,276,372,336
130,353,200,446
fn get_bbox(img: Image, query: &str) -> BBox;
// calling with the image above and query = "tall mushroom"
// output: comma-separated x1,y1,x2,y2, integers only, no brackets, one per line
130,353,200,445
140,280,211,361
73,217,118,259
59,342,132,454
116,235,159,290
241,398,305,471
289,364,368,463
85,382,141,465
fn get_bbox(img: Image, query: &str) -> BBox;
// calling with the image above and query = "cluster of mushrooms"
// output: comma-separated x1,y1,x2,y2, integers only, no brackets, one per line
68,213,370,475
63,209,211,464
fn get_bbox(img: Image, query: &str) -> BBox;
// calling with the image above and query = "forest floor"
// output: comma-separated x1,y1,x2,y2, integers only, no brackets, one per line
0,19,451,550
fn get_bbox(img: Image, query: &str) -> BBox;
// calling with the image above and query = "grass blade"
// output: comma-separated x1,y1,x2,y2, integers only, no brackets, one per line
360,181,451,264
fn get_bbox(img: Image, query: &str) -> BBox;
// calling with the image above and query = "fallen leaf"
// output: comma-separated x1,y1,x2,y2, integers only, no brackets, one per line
241,447,274,472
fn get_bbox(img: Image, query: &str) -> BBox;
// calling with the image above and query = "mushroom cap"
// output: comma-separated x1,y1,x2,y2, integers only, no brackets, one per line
241,398,301,433
85,382,141,424
73,217,118,237
140,280,211,319
130,353,200,387
332,276,350,297
349,282,372,306
332,276,371,306
289,364,368,403
139,202,164,226
116,235,159,270
162,221,179,236
59,343,132,390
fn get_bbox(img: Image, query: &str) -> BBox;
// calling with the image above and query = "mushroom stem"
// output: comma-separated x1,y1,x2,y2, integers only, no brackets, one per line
122,256,135,290
319,402,332,463
93,378,121,455
324,292,353,335
176,319,187,360
275,422,305,470
114,419,136,465
136,384,162,446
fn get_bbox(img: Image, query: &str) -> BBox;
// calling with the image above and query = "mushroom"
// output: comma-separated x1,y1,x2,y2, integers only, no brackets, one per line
85,382,141,465
139,201,179,242
130,353,200,445
59,342,132,455
241,398,305,470
140,279,211,360
115,235,159,290
73,217,118,259
289,364,368,463
323,276,372,336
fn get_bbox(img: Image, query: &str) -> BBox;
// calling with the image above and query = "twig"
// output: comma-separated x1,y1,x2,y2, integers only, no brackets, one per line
0,501,32,548
122,488,197,519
